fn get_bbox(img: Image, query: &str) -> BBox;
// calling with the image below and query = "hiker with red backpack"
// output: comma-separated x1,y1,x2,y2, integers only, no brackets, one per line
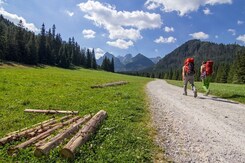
200,60,213,96
182,58,197,98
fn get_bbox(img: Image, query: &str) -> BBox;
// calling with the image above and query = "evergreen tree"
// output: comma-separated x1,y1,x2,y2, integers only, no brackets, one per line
235,50,245,83
101,56,110,71
86,49,91,68
227,60,237,83
26,33,38,64
0,22,6,61
6,27,18,61
91,48,97,69
53,33,62,65
38,23,47,64
16,20,27,63
110,57,114,72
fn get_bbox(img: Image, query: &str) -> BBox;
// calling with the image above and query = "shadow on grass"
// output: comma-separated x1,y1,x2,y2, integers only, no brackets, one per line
197,96,240,104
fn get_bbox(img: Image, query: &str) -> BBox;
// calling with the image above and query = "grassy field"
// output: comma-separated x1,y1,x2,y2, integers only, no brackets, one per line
166,80,245,104
0,64,165,162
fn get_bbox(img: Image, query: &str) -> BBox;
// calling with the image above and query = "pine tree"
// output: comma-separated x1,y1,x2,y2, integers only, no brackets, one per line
26,33,38,64
110,57,114,72
91,48,97,69
6,27,18,61
86,49,91,68
101,56,110,71
235,50,245,83
80,48,86,67
16,20,27,63
0,22,6,61
227,61,236,83
38,23,47,64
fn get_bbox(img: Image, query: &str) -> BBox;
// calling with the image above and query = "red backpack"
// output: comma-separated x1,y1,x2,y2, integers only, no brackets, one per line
205,60,213,76
184,58,195,75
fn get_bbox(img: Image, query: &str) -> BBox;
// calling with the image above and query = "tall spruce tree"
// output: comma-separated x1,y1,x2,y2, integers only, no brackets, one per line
16,20,27,63
86,48,91,68
110,57,114,72
235,50,245,83
38,23,47,64
0,22,6,61
26,33,38,64
91,48,97,69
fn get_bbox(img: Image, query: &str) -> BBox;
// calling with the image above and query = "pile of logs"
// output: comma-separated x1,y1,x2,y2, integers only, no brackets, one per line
0,110,107,158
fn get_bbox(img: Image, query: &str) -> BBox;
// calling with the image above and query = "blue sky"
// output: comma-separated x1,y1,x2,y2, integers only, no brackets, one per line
1,0,245,59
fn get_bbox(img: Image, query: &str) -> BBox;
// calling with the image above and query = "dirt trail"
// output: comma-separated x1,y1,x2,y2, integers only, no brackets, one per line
146,79,245,163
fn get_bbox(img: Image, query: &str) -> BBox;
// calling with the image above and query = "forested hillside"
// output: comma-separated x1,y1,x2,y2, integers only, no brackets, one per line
0,15,98,69
129,40,245,84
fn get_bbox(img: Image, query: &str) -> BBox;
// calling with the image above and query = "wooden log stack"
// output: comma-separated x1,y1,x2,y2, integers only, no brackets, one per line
61,110,107,158
8,116,81,155
34,114,92,157
0,110,107,159
0,115,72,146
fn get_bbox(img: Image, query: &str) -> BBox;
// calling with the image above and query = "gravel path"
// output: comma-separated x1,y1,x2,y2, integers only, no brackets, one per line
146,79,245,163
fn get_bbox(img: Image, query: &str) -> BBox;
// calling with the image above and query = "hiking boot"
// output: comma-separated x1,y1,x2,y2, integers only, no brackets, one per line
183,92,187,96
194,90,197,98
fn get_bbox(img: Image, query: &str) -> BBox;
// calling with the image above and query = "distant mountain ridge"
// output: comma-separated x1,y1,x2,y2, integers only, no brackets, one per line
154,39,245,72
97,53,158,72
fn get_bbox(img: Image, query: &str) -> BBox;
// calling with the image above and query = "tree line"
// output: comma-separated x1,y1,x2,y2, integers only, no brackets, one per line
123,40,245,84
124,49,245,84
0,15,114,72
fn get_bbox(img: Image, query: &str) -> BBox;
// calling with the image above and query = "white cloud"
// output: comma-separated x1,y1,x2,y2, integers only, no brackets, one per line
82,29,96,39
154,36,176,43
189,32,209,39
237,20,244,25
236,35,245,44
0,0,5,5
0,7,39,33
164,26,174,32
94,48,104,59
77,0,162,45
228,29,236,36
107,39,134,49
145,0,232,16
203,8,212,15
65,10,74,17
215,35,219,39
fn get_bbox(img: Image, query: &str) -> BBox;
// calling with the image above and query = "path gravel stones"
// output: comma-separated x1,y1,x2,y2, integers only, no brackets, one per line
146,79,245,163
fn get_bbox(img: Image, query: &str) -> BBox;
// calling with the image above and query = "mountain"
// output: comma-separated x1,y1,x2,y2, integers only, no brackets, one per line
155,39,244,72
124,53,155,72
150,56,161,64
96,52,125,72
97,52,155,72
119,53,133,64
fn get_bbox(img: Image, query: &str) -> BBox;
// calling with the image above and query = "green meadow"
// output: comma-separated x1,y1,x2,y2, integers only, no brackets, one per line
0,65,165,162
166,80,245,104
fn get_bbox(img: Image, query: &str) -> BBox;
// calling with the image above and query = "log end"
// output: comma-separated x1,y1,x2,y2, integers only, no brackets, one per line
61,148,74,158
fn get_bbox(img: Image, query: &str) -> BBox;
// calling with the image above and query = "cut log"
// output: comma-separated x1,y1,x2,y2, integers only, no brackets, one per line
24,109,79,114
91,81,128,88
61,110,107,158
0,115,72,146
34,114,92,157
8,116,81,155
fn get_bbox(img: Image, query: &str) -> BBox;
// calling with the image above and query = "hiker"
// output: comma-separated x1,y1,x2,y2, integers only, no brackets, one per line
200,60,213,96
182,58,197,98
